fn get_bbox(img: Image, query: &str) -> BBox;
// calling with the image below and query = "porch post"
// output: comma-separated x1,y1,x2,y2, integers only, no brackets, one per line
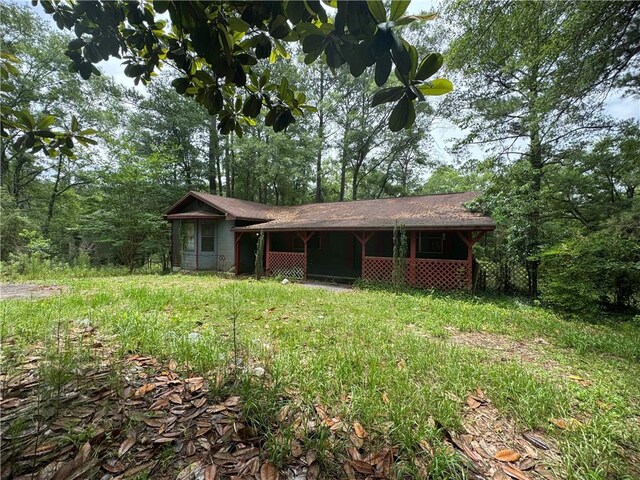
303,232,308,281
409,231,417,285
352,231,372,280
466,231,473,290
234,232,243,275
195,220,199,271
266,231,271,273
297,231,315,281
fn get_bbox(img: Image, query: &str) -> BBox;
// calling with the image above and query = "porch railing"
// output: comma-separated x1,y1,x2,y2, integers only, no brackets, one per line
268,251,306,279
362,256,470,290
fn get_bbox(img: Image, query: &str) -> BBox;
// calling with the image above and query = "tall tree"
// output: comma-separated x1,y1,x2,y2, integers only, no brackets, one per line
445,0,640,295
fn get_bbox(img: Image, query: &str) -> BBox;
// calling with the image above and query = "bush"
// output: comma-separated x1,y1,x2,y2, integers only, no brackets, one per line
541,232,640,313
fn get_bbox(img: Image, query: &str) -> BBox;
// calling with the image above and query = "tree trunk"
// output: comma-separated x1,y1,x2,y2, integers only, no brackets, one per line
224,134,231,197
339,125,349,201
208,116,219,194
44,155,64,235
352,158,361,201
230,133,236,197
315,66,325,203
527,119,543,297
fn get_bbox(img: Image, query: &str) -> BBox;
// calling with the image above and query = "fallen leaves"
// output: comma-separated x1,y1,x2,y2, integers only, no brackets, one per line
501,464,531,480
117,433,136,457
522,432,549,450
353,421,366,439
134,382,156,396
495,449,521,462
260,461,280,480
176,461,203,480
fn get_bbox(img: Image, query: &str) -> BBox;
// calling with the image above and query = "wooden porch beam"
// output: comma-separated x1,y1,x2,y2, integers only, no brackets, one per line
470,230,487,247
351,231,373,246
455,231,472,248
456,230,488,248
296,231,316,242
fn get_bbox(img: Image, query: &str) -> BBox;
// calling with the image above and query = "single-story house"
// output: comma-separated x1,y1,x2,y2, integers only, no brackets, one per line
164,191,495,290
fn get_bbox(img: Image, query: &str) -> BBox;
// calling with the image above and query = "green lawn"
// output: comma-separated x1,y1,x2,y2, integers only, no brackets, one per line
2,274,639,479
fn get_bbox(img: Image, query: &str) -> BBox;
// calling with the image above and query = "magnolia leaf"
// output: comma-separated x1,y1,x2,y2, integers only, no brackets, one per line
501,465,531,480
389,95,410,132
375,54,392,86
371,86,404,107
204,464,217,480
260,461,279,480
353,421,366,438
522,432,550,450
549,418,567,429
418,78,453,95
395,12,438,25
389,0,410,21
227,16,250,33
117,433,136,457
176,461,203,480
495,449,521,462
366,0,387,23
415,52,443,81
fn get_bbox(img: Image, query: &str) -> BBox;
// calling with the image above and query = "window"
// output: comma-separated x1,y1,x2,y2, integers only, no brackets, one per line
183,222,195,251
201,222,215,252
419,233,443,254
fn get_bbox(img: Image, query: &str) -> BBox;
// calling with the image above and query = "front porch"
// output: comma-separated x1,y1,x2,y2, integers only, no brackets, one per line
235,229,487,290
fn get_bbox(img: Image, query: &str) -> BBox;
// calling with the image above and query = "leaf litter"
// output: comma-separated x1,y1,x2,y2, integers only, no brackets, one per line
1,325,564,480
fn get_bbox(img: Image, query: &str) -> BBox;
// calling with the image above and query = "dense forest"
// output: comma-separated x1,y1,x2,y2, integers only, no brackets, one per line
1,1,638,312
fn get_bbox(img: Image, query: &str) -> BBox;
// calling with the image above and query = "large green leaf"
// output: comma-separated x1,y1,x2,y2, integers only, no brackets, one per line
415,53,443,81
375,54,392,86
389,95,410,132
394,12,438,26
371,86,405,107
366,0,387,23
36,114,55,130
389,0,410,21
15,110,36,129
418,78,453,95
227,17,250,33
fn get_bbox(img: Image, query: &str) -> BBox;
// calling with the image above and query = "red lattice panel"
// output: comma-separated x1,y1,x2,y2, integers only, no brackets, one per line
362,256,394,283
412,259,469,290
268,252,306,279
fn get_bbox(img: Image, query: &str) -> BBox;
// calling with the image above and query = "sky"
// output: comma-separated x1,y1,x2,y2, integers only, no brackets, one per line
34,1,639,168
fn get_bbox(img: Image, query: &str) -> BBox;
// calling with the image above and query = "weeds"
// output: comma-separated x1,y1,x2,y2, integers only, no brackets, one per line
2,274,639,478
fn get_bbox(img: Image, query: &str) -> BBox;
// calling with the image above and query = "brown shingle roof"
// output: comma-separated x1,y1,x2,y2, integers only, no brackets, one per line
165,191,283,220
240,191,493,231
166,191,494,231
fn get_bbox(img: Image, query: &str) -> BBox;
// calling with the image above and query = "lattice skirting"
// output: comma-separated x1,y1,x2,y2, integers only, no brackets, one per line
362,257,470,290
268,252,306,279
413,259,469,290
362,257,394,283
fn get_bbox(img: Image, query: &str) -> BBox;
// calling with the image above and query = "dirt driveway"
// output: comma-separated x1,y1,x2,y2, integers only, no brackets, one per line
0,283,65,300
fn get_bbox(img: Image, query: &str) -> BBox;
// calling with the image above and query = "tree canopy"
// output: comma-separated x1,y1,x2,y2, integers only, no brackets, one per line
37,0,452,134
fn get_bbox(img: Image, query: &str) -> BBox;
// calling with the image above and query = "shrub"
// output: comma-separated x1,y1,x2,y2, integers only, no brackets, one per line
541,232,640,313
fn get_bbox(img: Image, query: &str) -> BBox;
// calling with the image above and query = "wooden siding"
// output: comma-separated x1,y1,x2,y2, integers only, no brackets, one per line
216,219,235,272
176,219,235,271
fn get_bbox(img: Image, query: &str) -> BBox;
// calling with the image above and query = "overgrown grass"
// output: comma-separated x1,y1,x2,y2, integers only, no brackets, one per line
2,274,639,479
